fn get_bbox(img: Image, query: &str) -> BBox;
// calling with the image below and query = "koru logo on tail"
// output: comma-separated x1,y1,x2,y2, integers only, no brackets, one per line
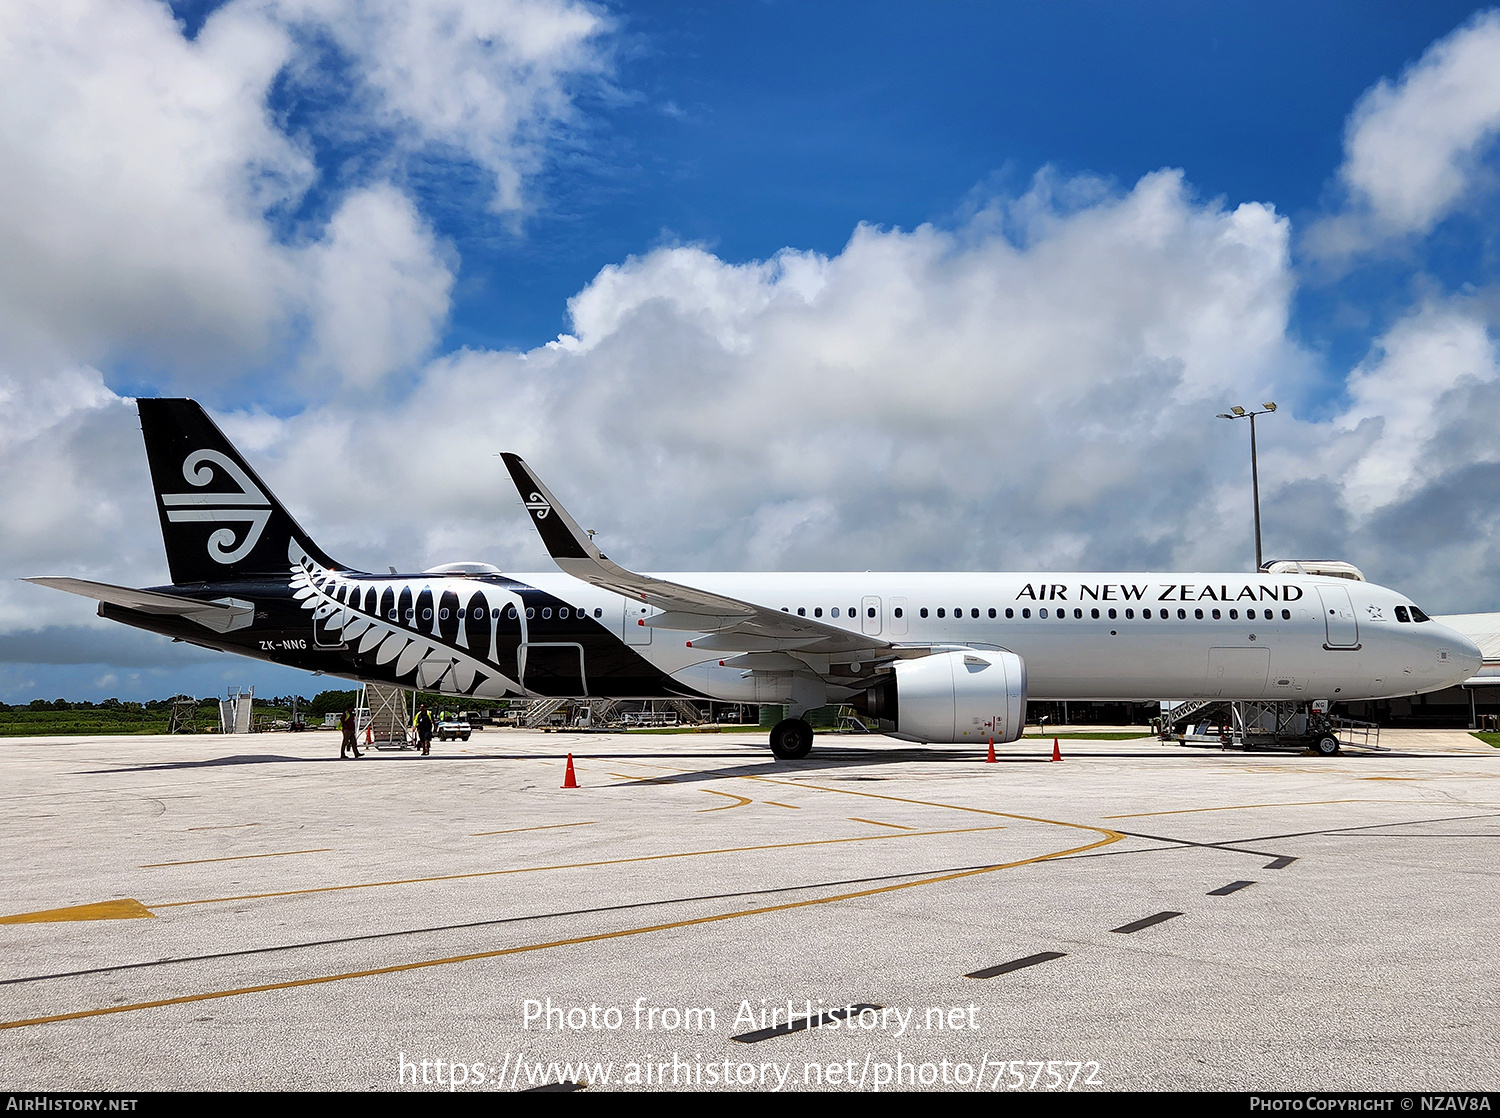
160,450,273,564
525,491,552,520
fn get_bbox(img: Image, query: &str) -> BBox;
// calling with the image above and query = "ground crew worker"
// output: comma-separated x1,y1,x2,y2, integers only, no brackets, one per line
416,704,433,756
340,707,361,759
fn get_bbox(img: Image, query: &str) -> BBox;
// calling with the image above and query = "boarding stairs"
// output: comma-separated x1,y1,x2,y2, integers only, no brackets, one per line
520,698,569,728
664,699,704,724
362,683,412,749
219,687,254,734
1160,698,1220,734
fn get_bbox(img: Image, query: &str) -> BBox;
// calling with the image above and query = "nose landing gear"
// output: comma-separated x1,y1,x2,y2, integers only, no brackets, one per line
1313,734,1341,756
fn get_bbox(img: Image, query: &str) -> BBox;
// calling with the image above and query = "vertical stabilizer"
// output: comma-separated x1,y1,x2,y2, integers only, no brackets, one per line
137,398,342,584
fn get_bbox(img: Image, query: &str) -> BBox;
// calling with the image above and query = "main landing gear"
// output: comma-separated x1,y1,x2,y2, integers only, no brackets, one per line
769,718,814,760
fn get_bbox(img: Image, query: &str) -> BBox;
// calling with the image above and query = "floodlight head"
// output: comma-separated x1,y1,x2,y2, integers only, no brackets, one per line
1263,401,1277,412
1216,413,1233,419
1231,406,1246,416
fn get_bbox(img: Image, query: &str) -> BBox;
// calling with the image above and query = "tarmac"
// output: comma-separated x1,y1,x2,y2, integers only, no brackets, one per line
1,724,1496,1092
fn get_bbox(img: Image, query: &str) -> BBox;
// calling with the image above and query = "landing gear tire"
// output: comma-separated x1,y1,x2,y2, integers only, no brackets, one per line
769,718,814,760
1314,735,1340,756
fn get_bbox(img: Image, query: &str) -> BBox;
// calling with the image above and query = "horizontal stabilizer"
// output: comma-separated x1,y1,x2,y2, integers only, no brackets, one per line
25,577,255,634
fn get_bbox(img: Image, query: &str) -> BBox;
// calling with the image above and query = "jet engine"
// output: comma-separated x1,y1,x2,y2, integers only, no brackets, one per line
852,649,1027,744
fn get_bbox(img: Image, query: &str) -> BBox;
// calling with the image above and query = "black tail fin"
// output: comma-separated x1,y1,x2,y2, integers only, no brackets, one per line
137,398,343,585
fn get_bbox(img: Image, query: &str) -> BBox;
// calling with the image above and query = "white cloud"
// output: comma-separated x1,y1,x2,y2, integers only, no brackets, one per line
271,0,613,214
222,169,1306,588
1308,9,1500,258
1329,303,1500,516
298,184,456,387
0,0,610,386
0,0,306,370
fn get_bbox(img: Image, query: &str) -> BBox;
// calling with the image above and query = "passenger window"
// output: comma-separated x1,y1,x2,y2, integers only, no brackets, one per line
1229,609,1238,620
988,608,996,618
814,607,823,617
1177,609,1186,619
1039,608,1048,619
405,608,414,619
1194,609,1203,619
440,609,449,620
797,607,805,616
1074,608,1082,619
831,608,840,618
507,606,517,619
526,607,534,619
1143,609,1152,619
1005,608,1013,618
559,607,569,619
893,607,903,618
388,610,397,620
971,608,979,618
1125,609,1134,619
937,608,946,618
1212,609,1221,619
1281,609,1289,620
1091,608,1099,619
920,607,929,618
594,608,602,618
867,607,876,619
1022,608,1031,618
1108,608,1117,619
1395,606,1410,623
542,608,552,619
953,607,961,617
849,607,856,617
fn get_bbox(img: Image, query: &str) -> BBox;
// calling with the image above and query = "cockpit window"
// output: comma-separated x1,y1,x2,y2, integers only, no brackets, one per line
1395,606,1410,623
1409,605,1431,623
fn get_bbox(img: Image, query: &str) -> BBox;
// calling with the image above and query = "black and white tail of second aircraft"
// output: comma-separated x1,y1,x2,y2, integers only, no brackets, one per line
27,399,1482,759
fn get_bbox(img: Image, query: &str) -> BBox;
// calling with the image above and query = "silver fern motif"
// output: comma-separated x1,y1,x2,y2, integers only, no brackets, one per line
287,539,523,697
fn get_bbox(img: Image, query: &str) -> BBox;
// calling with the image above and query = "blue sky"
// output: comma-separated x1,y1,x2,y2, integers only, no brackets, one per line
171,0,1494,367
5,0,1500,703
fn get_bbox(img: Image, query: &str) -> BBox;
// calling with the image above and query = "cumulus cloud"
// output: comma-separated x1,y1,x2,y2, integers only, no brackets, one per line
273,0,613,214
1307,8,1500,258
191,169,1306,589
298,184,456,387
0,0,610,386
0,0,306,370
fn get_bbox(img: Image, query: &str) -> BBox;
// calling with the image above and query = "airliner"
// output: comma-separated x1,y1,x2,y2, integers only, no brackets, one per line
26,399,1482,759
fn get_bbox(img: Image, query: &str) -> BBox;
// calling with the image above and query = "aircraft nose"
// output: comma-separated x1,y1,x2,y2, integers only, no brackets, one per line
1436,626,1483,684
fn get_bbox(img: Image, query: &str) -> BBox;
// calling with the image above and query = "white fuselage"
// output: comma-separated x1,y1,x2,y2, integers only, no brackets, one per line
516,570,1481,703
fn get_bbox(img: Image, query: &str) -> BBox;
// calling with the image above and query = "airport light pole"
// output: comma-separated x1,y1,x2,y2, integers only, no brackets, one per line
1216,403,1277,573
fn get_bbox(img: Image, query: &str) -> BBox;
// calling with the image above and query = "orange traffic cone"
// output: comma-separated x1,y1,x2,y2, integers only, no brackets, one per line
1052,737,1062,762
562,753,578,788
986,738,996,763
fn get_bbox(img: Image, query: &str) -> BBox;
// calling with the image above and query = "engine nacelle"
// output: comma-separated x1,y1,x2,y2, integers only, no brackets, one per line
852,649,1027,744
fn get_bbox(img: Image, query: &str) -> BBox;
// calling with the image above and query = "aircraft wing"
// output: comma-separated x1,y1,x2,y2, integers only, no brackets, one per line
499,454,893,656
25,577,255,634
